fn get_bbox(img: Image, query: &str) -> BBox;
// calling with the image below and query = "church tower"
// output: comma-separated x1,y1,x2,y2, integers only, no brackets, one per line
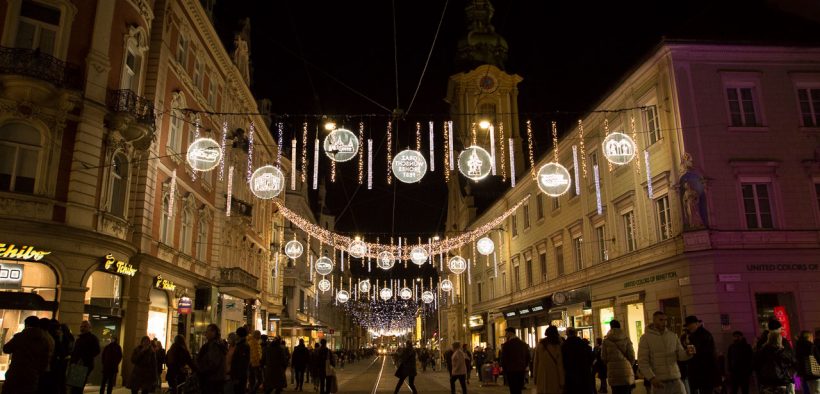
444,0,524,233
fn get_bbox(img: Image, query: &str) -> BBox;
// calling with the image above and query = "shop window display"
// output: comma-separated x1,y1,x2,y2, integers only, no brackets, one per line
84,271,123,385
148,288,169,348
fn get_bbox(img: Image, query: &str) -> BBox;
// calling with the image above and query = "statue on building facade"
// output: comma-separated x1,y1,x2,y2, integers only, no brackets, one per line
233,35,250,85
678,152,708,229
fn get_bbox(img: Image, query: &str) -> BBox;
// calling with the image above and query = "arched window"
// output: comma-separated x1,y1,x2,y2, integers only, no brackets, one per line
180,207,192,254
109,153,128,217
160,195,173,245
0,122,41,193
168,109,183,153
196,219,208,260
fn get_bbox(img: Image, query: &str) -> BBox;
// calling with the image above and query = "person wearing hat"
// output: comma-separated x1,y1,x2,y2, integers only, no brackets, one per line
501,327,531,394
684,316,717,394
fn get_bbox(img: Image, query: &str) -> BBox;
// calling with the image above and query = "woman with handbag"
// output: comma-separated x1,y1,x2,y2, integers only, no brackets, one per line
796,331,820,394
128,336,159,394
393,341,419,394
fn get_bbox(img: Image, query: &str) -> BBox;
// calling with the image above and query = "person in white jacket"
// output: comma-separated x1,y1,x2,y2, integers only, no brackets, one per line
638,311,694,394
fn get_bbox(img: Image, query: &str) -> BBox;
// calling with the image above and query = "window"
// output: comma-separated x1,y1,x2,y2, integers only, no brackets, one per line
196,220,208,260
176,33,188,65
109,154,128,217
552,196,560,210
525,258,533,286
15,0,60,56
797,88,820,127
645,105,661,145
539,252,547,282
208,80,217,107
193,59,203,90
167,110,183,152
514,265,520,291
489,277,495,298
555,245,565,276
160,195,173,245
595,225,608,263
501,271,507,293
622,211,637,252
742,183,773,229
523,204,530,229
121,48,141,91
656,195,672,240
0,123,40,193
572,236,583,271
181,208,193,254
815,183,820,213
726,87,759,127
511,214,518,237
536,194,544,219
477,282,482,302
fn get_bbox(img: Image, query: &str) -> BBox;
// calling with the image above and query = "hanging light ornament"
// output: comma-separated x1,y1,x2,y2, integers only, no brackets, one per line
645,150,654,199
399,287,413,300
476,237,495,256
336,290,350,303
348,239,367,259
458,146,493,181
421,290,435,304
509,137,516,187
318,278,331,292
377,251,395,270
276,122,284,168
284,240,303,259
631,115,641,172
602,131,637,165
440,279,453,292
448,121,455,171
410,246,428,266
187,138,222,172
324,128,359,162
528,120,537,181
594,164,603,215
315,256,333,276
312,130,320,190
537,163,572,197
392,149,427,184
448,256,467,275
249,165,285,199
578,119,588,178
359,280,371,293
380,287,393,301
489,124,497,175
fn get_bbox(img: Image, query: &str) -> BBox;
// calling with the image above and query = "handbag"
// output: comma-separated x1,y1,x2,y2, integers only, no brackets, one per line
807,354,820,377
66,362,89,388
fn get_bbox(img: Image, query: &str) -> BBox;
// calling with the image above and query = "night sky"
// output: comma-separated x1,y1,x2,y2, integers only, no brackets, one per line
212,0,819,279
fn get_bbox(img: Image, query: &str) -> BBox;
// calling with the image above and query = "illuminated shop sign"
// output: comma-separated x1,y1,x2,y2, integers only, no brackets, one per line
0,243,50,261
469,315,485,327
103,254,137,276
154,275,176,291
531,305,544,312
177,296,192,314
504,311,517,318
0,262,24,289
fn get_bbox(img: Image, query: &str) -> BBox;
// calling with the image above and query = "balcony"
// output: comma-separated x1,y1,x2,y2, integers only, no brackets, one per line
220,267,258,288
0,46,82,90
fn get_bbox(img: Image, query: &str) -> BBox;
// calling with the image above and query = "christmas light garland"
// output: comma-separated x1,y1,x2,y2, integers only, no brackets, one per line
246,122,255,182
358,121,365,184
499,121,507,182
386,121,393,185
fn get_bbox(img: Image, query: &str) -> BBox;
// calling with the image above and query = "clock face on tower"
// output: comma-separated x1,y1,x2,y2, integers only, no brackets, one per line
479,75,497,92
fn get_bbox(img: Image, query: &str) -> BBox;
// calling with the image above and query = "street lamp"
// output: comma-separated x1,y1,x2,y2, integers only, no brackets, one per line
479,120,491,129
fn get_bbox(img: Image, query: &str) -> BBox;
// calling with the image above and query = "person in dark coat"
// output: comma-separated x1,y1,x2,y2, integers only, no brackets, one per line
152,339,165,380
128,336,159,393
231,327,251,394
393,341,419,394
462,343,473,384
39,318,67,394
684,316,717,394
726,331,754,394
166,335,195,394
796,331,820,394
501,327,531,394
2,315,52,394
292,338,310,391
561,327,595,394
100,338,123,394
593,338,608,393
317,339,336,394
754,331,795,393
263,336,289,394
196,324,227,394
70,320,101,394
309,343,323,391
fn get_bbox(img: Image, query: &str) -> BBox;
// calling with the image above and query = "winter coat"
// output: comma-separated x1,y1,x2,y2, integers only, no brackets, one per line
263,342,288,390
395,347,418,378
317,346,335,377
101,341,123,374
795,338,820,381
637,325,692,381
196,338,227,384
601,328,636,386
291,344,310,369
165,343,194,384
230,337,250,379
533,340,564,394
562,336,595,393
71,331,101,371
248,336,262,368
309,348,323,375
754,344,795,387
2,327,52,394
451,349,468,376
687,326,718,388
127,346,158,391
444,349,454,374
501,336,531,373
727,339,754,378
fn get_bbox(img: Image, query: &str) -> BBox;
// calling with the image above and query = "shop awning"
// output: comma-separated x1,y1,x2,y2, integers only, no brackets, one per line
501,297,551,327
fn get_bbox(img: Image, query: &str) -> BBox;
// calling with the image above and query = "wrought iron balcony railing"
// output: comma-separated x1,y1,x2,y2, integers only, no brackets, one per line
106,89,156,126
0,46,82,89
220,267,259,290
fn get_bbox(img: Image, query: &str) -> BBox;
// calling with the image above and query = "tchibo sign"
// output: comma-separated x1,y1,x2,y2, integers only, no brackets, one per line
0,262,24,289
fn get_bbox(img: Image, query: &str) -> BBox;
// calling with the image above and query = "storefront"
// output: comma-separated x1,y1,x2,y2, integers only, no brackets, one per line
219,293,246,334
147,274,178,349
468,312,487,349
548,288,592,340
0,245,59,381
501,298,550,347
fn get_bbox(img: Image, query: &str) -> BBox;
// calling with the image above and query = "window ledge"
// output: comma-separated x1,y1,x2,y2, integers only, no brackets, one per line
800,126,820,133
728,126,769,133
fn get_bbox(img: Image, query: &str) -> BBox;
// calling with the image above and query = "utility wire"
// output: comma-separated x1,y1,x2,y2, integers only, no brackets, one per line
405,0,449,116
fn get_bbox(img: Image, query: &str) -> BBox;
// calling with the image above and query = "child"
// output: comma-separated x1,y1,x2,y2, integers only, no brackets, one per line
492,362,500,383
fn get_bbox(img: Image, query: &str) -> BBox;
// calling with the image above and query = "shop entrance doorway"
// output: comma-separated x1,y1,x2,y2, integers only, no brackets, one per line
626,303,645,355
755,292,799,344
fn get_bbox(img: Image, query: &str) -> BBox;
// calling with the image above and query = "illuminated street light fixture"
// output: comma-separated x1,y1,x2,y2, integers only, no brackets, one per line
324,121,336,131
479,120,491,129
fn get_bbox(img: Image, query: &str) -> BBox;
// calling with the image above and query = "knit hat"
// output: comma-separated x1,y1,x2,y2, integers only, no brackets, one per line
767,319,782,332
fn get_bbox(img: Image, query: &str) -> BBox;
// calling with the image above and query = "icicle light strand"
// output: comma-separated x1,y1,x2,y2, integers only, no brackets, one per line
443,122,451,182
509,138,517,187
226,166,233,216
416,122,422,151
386,121,393,185
290,139,297,190
168,169,177,216
572,145,581,196
631,115,641,173
246,122,255,182
490,125,497,175
499,122,506,182
578,119,588,178
276,122,284,169
367,139,373,189
191,116,200,181
301,122,308,183
219,121,228,181
527,120,536,180
447,121,455,171
358,121,365,184
312,136,319,190
594,164,602,215
604,118,614,172
645,150,653,199
428,121,435,172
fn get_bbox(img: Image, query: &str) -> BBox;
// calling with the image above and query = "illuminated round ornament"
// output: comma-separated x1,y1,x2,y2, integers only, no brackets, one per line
448,256,467,275
186,138,222,171
318,278,331,292
284,240,303,259
336,290,350,303
377,251,395,270
315,257,334,276
440,279,453,292
410,246,428,266
421,291,435,304
323,128,359,162
392,149,427,183
536,162,572,197
249,165,285,199
602,132,637,165
457,146,493,181
379,287,393,301
476,237,495,256
399,287,413,300
359,280,371,293
348,240,368,259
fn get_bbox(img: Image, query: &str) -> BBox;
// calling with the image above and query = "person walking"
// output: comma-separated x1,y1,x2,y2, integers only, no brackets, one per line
70,320,101,394
450,342,469,394
262,336,288,394
292,338,310,391
310,343,323,391
100,338,123,394
637,311,694,394
796,331,820,394
196,324,227,394
166,335,195,394
754,330,796,394
445,345,455,376
2,315,52,394
231,327,251,394
684,316,717,394
127,336,158,393
248,330,264,394
533,326,564,394
153,338,166,385
601,320,635,394
474,347,486,381
393,340,419,394
501,327,531,394
317,339,336,394
726,331,754,394
594,338,608,393
562,327,595,394
462,343,473,384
